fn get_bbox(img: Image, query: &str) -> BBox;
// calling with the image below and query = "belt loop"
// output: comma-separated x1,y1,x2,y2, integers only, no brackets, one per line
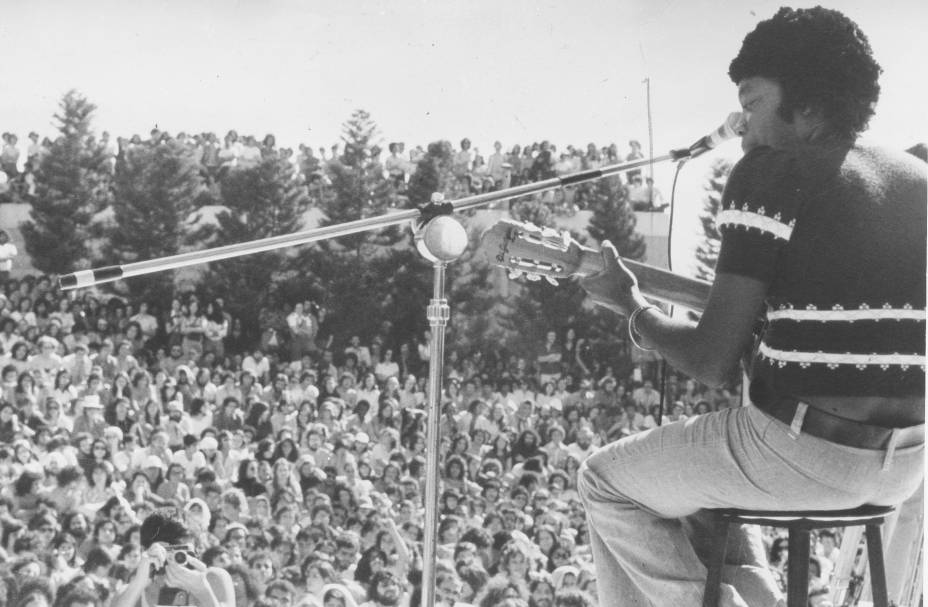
882,428,901,471
788,402,809,439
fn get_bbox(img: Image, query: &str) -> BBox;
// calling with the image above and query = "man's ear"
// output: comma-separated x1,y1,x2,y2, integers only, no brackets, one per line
796,104,828,138
796,102,826,119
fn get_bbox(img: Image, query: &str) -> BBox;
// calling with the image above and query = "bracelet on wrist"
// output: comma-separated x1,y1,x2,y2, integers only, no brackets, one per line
628,304,659,351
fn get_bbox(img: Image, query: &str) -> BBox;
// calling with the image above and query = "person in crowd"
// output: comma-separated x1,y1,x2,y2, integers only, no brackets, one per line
287,302,317,361
0,230,18,283
110,512,235,607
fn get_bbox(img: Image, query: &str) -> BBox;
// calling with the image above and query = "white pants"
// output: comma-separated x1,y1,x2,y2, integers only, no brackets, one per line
578,403,924,607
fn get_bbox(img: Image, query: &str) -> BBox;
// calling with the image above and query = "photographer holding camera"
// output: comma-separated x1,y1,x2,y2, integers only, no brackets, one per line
111,512,235,607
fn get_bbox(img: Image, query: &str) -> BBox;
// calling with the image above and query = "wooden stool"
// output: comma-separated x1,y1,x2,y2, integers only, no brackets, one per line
702,505,894,607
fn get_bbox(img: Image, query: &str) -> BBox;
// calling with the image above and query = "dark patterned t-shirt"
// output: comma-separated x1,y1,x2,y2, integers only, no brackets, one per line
717,144,926,399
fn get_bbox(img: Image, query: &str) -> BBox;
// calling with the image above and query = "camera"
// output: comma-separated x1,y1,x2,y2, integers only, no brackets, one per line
148,542,195,574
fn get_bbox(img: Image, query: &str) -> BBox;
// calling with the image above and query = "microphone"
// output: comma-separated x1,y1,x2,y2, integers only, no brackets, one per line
671,112,746,160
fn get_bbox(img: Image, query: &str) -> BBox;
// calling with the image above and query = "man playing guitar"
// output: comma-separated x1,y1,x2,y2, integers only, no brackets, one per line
577,7,925,606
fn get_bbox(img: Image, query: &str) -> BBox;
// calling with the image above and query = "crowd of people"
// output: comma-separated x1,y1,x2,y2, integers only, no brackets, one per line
0,267,859,607
0,128,666,214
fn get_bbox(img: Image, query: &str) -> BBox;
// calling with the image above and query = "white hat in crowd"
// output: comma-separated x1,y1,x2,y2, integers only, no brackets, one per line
144,455,166,470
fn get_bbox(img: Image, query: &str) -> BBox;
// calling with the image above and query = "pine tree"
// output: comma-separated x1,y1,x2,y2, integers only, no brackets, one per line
404,138,556,354
694,158,734,281
203,156,311,335
587,176,646,260
21,90,111,274
319,109,402,254
406,140,456,208
579,175,650,365
299,110,426,344
400,140,502,352
104,140,207,305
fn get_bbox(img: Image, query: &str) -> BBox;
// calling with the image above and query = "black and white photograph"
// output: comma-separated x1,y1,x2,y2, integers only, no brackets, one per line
0,1,924,606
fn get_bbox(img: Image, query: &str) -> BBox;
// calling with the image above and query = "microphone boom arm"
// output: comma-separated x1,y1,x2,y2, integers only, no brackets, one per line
59,154,674,290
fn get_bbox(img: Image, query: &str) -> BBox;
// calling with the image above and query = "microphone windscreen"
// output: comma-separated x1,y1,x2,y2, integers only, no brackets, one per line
707,112,746,148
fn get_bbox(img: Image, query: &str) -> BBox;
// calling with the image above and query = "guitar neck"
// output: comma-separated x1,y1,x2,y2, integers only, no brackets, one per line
572,243,711,312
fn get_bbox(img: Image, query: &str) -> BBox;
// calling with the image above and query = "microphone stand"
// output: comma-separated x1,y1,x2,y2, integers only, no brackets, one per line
57,153,678,607
418,210,457,607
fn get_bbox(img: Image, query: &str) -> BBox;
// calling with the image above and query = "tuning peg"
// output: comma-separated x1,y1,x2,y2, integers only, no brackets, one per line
544,276,559,286
525,273,541,282
508,269,524,280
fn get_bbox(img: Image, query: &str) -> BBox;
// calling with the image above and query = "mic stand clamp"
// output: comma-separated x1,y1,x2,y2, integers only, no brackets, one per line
414,193,467,264
670,148,693,162
415,192,455,230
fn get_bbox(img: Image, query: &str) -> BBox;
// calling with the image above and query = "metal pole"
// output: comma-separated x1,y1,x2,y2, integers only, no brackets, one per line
421,261,450,607
644,77,655,207
645,78,654,182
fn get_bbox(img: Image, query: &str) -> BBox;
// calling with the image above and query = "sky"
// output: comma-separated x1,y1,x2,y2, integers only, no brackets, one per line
1,0,925,271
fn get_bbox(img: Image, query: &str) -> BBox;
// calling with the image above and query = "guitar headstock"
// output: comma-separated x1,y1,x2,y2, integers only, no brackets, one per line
480,219,584,285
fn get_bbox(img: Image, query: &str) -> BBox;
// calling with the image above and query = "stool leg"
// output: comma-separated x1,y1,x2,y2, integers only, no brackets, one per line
703,517,730,607
787,528,810,607
865,523,890,607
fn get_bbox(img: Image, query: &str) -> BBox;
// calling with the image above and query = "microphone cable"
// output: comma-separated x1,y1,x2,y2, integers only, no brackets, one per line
655,158,688,426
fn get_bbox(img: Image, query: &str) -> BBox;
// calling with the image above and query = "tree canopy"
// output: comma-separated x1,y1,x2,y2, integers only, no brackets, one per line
22,90,111,274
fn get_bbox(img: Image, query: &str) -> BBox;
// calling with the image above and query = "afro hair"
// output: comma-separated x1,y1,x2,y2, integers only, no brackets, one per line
139,512,189,549
728,6,881,140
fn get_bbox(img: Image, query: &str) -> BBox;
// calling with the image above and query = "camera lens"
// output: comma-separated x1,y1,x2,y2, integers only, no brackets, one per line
174,552,187,565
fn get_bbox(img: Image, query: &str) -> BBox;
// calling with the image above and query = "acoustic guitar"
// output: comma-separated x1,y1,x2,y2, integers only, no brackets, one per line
480,219,711,312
